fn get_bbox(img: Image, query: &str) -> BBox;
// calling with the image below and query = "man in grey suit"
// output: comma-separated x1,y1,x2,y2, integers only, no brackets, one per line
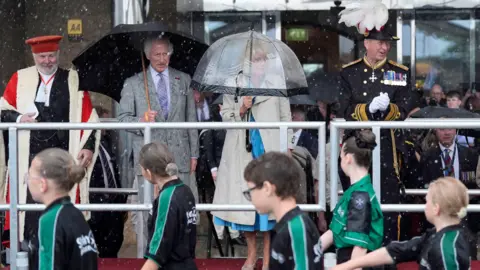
118,36,199,252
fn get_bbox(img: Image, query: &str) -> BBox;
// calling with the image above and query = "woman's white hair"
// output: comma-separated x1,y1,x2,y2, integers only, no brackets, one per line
143,36,174,56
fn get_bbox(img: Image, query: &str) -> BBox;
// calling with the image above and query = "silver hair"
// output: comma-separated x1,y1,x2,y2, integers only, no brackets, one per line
143,36,174,56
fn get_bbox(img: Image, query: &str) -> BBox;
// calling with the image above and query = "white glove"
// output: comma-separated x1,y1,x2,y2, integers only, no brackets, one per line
369,93,390,113
368,99,381,113
377,92,390,111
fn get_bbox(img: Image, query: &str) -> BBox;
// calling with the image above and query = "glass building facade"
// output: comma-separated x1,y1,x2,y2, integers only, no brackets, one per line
176,0,480,94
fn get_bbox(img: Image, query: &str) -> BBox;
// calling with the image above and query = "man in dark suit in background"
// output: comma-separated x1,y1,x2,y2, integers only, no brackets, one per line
291,106,318,158
420,127,479,259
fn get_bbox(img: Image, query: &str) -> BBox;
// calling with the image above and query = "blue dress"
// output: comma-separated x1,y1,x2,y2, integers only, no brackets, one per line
214,100,276,232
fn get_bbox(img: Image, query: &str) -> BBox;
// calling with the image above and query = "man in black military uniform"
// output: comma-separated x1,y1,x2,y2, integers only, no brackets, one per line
338,28,416,261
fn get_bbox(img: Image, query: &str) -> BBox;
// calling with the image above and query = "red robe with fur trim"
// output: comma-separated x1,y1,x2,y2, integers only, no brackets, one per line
0,66,100,245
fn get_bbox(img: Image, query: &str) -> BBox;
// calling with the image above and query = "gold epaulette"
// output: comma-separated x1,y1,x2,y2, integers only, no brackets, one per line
388,60,409,71
342,58,362,69
405,140,415,146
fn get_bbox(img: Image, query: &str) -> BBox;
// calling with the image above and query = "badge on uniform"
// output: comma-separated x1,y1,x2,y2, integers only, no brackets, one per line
383,71,407,86
354,197,365,210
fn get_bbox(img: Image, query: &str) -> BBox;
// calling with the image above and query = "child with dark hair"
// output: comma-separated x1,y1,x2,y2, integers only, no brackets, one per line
320,130,384,266
25,148,98,270
139,142,198,270
445,90,462,109
243,151,322,270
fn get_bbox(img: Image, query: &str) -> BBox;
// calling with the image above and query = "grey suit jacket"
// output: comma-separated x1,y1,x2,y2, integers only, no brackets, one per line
117,67,199,174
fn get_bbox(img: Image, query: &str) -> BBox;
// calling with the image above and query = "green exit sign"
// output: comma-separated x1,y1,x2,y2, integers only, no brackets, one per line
286,28,308,41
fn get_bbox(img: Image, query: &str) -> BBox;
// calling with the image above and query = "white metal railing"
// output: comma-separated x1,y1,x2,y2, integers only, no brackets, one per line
5,119,480,268
4,121,326,268
329,119,480,213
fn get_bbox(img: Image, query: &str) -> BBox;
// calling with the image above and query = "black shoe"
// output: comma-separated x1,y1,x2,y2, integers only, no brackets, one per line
231,235,247,246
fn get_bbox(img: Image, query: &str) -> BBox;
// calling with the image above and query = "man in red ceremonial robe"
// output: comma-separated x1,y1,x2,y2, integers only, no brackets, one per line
0,35,100,246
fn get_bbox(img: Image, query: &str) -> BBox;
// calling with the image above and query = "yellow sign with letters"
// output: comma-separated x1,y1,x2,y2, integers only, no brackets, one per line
68,19,83,41
68,19,82,35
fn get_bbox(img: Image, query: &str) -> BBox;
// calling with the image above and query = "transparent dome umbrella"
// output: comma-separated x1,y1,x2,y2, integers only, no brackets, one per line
190,30,308,98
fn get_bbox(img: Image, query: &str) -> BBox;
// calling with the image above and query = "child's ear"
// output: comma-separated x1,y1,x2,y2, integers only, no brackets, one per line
40,178,48,193
345,153,353,164
433,203,441,216
141,167,152,181
263,181,275,197
145,169,153,181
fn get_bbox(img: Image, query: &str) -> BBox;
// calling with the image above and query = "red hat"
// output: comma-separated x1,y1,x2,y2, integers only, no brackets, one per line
25,35,62,53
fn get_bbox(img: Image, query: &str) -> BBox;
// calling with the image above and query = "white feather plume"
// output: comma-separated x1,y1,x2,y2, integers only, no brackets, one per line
338,0,389,34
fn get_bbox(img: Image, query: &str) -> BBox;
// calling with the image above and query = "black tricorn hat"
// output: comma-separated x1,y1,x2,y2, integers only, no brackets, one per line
363,27,399,41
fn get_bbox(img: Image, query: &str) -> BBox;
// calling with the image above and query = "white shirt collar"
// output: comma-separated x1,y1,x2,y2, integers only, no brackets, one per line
149,65,169,77
439,141,456,153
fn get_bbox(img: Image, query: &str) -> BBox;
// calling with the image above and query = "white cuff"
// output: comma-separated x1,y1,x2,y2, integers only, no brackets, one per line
211,167,218,173
16,115,22,123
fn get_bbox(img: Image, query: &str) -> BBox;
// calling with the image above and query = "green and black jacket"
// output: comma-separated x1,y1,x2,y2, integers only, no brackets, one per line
387,224,470,269
330,174,384,251
269,206,323,270
145,179,197,269
30,196,98,270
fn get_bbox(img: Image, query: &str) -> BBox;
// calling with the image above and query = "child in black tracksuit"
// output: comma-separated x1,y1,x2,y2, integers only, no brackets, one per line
243,152,322,270
139,142,197,270
332,177,471,270
25,148,97,270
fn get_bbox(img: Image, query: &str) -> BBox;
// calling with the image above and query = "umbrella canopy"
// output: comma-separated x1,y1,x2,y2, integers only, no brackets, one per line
289,95,316,106
212,95,223,105
307,71,340,104
410,106,480,119
72,22,209,102
191,30,308,97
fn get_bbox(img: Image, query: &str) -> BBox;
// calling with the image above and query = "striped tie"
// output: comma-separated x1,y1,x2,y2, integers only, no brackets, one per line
157,73,168,119
444,149,454,177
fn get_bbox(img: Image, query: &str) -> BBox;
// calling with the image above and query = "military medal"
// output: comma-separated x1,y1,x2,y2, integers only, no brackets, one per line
382,71,407,86
369,71,377,82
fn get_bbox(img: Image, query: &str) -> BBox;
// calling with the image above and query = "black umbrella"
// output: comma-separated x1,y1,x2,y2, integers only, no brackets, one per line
307,71,340,104
410,106,480,118
72,22,209,102
212,95,223,105
289,95,316,106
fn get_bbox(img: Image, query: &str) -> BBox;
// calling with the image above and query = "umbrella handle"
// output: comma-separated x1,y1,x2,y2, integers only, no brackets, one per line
141,52,152,113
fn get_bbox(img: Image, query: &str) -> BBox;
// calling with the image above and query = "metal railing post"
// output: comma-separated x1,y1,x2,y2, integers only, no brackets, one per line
8,127,18,269
372,126,381,201
136,125,153,258
279,126,289,152
318,124,326,210
143,126,153,204
329,124,339,210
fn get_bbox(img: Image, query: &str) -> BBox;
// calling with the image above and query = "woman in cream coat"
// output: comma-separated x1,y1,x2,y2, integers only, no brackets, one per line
212,45,293,270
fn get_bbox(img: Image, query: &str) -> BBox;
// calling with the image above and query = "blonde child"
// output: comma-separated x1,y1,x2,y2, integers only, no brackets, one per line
332,177,470,270
26,148,98,269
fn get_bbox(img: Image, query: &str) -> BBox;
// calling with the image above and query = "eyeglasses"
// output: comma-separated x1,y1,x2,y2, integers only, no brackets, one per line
242,185,261,201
